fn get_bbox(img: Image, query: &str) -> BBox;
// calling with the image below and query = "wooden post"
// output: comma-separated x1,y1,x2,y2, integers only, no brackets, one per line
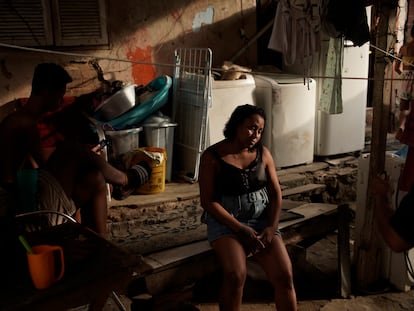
338,204,352,298
355,5,392,290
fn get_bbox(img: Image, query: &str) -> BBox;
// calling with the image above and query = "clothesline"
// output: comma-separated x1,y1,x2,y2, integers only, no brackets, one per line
0,42,411,81
0,42,175,69
370,42,410,66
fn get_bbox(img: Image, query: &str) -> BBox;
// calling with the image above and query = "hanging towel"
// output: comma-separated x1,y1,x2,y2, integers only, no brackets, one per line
319,37,344,114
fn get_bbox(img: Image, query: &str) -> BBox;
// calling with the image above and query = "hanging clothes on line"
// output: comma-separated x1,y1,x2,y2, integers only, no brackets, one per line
322,0,370,47
319,37,344,114
268,0,322,75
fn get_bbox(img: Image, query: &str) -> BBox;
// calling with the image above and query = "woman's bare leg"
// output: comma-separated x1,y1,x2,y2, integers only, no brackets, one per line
211,236,248,311
254,235,297,311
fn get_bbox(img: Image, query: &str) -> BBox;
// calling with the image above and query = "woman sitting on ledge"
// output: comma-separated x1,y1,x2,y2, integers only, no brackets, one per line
198,104,297,311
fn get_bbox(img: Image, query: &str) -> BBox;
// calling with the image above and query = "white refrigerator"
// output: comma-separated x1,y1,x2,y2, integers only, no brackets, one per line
284,7,371,157
313,39,370,156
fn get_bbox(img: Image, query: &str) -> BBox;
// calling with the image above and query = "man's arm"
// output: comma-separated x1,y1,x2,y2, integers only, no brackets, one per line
373,176,413,252
395,45,405,75
395,58,402,75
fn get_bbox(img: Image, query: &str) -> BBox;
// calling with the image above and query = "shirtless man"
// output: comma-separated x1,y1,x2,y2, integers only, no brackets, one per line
0,63,150,237
373,175,414,252
394,25,414,193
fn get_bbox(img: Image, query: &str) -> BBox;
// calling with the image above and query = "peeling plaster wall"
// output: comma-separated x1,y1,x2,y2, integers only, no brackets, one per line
0,0,257,105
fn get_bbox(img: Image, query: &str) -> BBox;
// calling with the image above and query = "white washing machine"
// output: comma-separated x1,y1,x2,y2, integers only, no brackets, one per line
207,73,256,146
254,74,317,168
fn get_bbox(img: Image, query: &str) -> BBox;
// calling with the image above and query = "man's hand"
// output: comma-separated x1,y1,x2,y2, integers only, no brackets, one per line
90,139,108,156
372,174,394,198
396,127,404,142
90,144,102,155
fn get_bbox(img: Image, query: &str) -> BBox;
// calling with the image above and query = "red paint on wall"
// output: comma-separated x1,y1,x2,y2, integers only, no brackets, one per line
127,46,156,86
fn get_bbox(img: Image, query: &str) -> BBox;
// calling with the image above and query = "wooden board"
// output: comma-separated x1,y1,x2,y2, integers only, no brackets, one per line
143,240,212,272
281,183,326,197
108,182,200,207
135,203,338,278
279,203,337,230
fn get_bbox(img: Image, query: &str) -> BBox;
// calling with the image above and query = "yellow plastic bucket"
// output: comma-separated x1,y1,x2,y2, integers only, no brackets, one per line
122,147,167,194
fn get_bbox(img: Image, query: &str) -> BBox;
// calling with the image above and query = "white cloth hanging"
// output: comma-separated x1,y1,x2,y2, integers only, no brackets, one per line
268,0,322,73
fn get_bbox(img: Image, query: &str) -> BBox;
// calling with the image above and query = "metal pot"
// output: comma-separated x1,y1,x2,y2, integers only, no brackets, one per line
95,84,136,121
104,126,143,159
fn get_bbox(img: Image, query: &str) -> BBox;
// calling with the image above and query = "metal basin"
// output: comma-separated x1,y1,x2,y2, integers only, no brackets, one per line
95,84,136,121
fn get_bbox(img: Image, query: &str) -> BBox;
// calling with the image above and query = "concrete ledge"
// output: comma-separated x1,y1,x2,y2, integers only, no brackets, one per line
106,156,358,257
278,173,307,188
108,182,200,208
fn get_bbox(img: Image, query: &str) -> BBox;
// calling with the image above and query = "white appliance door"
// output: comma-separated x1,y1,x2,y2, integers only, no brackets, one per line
315,40,369,156
207,74,256,146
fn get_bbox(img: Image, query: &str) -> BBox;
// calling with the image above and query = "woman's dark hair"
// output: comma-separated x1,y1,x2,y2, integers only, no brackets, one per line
223,104,266,140
31,63,72,95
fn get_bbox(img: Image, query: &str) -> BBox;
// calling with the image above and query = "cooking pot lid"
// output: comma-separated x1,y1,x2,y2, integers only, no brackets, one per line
143,121,178,128
142,113,175,126
104,126,143,135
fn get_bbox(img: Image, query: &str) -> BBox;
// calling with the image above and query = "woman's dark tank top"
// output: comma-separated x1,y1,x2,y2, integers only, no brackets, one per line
208,143,268,197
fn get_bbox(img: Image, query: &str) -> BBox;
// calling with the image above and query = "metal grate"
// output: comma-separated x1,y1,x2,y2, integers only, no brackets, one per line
172,48,212,182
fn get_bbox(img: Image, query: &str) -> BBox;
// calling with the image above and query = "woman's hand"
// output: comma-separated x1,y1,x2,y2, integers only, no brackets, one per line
257,226,276,248
236,225,265,254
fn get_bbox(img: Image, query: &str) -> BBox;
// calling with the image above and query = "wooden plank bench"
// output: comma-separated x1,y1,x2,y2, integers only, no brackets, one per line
130,201,338,296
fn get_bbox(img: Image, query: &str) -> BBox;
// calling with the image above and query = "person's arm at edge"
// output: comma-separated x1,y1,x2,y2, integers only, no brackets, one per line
373,176,412,252
20,113,44,168
395,46,404,75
